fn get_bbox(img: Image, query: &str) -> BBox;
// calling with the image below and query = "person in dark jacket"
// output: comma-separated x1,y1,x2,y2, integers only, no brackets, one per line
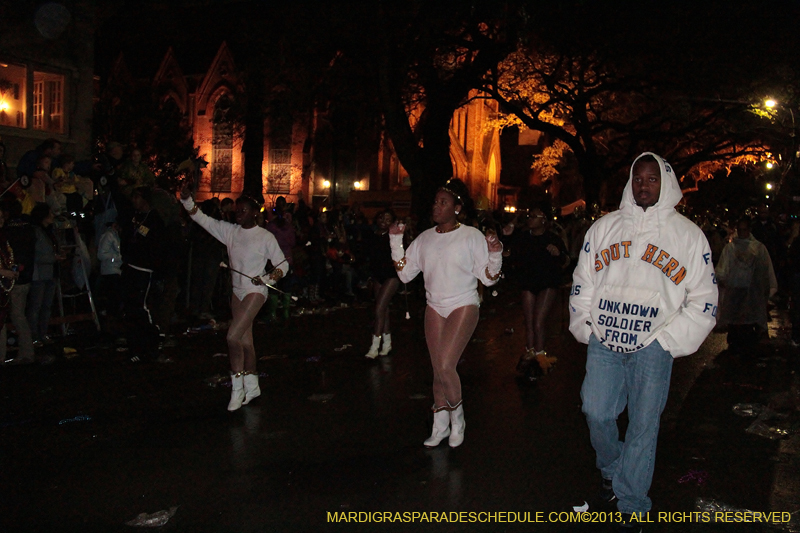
265,197,296,325
121,187,166,361
363,209,400,358
502,205,568,380
189,200,225,320
1,200,35,363
26,203,62,346
15,138,61,181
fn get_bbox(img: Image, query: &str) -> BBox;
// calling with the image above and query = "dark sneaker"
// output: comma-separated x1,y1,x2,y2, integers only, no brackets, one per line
571,477,617,515
600,477,616,505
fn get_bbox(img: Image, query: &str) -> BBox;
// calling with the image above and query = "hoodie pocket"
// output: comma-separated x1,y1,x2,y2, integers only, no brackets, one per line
590,285,666,353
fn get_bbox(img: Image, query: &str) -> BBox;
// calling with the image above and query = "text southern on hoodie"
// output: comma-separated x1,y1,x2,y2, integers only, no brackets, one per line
569,153,718,357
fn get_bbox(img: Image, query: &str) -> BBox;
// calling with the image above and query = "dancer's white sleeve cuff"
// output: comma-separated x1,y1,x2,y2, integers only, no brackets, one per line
487,251,502,275
390,234,405,262
180,197,196,212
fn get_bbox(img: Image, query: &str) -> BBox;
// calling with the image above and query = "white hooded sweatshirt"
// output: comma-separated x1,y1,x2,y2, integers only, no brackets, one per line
569,153,718,357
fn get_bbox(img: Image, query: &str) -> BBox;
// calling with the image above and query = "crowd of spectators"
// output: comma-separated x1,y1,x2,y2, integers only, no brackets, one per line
0,136,799,364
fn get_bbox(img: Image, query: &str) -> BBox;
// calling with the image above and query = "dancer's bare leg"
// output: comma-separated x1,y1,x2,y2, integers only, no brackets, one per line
533,288,557,352
425,305,479,407
228,293,266,373
522,290,536,348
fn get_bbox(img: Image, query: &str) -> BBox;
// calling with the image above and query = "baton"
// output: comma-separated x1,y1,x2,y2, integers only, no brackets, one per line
264,258,288,277
0,177,22,200
219,261,289,295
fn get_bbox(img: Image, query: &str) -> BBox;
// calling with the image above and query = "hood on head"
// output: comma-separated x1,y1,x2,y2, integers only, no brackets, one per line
620,152,683,213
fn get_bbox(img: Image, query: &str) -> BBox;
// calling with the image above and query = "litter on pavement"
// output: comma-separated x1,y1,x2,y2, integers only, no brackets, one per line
125,506,178,527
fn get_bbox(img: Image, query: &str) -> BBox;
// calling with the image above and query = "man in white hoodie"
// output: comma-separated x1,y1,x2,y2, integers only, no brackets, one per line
569,153,718,529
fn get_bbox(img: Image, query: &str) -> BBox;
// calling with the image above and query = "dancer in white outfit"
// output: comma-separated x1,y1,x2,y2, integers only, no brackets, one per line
180,181,285,411
389,179,502,447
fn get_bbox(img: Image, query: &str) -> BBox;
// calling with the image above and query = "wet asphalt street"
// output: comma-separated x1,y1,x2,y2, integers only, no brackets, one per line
1,286,798,533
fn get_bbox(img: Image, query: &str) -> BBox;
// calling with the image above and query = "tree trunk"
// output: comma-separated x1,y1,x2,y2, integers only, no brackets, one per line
577,154,603,207
242,69,265,202
410,114,454,224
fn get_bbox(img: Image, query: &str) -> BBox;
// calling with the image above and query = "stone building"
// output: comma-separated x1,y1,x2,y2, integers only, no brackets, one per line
0,2,95,171
101,42,503,210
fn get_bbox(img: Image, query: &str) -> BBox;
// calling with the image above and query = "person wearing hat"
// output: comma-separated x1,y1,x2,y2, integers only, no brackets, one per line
180,181,285,411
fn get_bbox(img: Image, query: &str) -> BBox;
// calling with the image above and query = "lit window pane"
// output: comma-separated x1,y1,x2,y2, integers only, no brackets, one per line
0,63,26,128
33,71,64,133
33,81,43,129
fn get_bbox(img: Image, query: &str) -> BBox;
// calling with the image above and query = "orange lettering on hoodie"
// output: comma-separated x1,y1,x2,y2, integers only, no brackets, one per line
641,244,658,263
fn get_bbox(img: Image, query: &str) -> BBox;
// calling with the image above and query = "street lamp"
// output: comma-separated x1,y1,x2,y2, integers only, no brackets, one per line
762,98,797,195
763,97,795,136
323,179,331,189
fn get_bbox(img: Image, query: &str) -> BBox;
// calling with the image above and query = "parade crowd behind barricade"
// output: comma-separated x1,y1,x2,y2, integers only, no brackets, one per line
3,141,800,529
0,138,798,370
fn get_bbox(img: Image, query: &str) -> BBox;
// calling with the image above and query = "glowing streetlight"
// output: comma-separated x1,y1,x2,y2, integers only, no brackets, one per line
322,180,331,188
766,182,774,190
766,162,774,169
765,98,777,108
353,180,362,189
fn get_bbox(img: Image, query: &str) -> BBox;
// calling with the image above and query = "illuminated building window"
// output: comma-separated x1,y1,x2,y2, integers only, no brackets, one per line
32,71,64,133
0,63,26,128
33,81,43,129
267,149,291,194
211,94,233,192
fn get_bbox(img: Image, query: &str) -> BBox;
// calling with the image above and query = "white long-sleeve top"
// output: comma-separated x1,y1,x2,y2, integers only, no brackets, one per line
181,198,285,299
390,225,502,318
569,152,718,357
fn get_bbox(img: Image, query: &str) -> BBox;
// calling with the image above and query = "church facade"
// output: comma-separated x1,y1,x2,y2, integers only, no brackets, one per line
101,42,503,210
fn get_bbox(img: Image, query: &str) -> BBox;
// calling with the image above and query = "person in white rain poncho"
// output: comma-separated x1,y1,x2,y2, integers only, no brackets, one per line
569,153,717,529
715,217,777,349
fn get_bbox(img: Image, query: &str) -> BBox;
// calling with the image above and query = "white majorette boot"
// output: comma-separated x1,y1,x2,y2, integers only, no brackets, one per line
365,335,381,359
379,333,392,356
242,372,261,405
424,406,451,447
228,372,245,411
448,400,465,448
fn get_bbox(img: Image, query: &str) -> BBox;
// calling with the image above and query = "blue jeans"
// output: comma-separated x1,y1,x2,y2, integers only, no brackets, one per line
581,335,673,514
